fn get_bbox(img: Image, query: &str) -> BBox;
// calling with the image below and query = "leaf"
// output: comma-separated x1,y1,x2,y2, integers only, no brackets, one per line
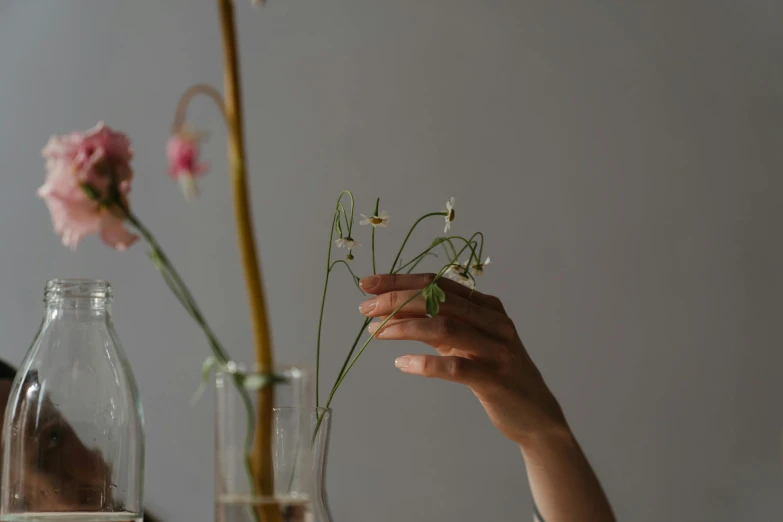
425,296,439,317
424,282,447,317
432,284,446,303
430,237,448,248
190,356,219,407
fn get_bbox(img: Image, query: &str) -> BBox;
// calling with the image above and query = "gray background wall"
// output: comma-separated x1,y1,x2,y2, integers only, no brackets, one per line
1,1,781,520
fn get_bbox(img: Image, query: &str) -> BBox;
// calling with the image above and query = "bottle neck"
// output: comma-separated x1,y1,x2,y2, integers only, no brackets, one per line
44,300,111,319
42,279,113,321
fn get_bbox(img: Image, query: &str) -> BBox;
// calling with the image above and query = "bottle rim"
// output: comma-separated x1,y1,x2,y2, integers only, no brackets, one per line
44,278,113,302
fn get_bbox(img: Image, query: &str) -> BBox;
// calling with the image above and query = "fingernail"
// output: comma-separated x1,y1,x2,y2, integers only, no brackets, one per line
359,298,377,314
359,275,380,291
395,357,410,369
368,322,382,335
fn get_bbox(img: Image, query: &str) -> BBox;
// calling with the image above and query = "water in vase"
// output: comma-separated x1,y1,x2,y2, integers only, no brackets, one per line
0,513,142,522
217,495,312,522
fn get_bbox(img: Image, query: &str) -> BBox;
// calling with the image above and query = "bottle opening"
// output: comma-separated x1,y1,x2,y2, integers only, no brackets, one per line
44,279,113,303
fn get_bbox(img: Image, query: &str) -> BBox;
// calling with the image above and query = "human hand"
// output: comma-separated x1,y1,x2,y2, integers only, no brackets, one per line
359,273,570,447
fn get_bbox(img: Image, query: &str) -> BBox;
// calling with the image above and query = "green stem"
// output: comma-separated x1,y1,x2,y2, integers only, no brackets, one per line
315,191,358,407
371,198,379,275
406,252,436,274
325,317,371,403
394,236,478,274
125,210,260,503
337,191,355,237
311,318,371,441
127,211,231,362
389,212,446,273
338,204,349,235
444,238,458,259
330,260,366,294
324,291,423,410
472,231,485,262
316,211,339,407
443,234,482,285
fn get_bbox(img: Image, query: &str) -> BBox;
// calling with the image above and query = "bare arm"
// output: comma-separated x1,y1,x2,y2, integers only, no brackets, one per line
359,273,615,522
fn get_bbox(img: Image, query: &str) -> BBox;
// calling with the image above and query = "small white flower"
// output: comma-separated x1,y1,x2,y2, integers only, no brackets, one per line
335,237,360,249
443,263,475,289
359,211,390,227
443,197,456,233
469,256,491,276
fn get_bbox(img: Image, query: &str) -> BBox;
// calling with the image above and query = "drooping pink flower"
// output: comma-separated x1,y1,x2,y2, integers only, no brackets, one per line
166,128,207,201
37,122,138,251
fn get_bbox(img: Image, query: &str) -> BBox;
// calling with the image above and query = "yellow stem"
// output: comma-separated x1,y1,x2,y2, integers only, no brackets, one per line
171,84,228,132
216,0,277,519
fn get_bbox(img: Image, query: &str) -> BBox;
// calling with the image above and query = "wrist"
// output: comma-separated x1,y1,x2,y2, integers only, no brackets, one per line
516,420,576,457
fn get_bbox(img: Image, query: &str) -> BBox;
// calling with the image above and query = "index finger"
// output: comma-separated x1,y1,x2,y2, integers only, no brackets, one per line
359,273,506,314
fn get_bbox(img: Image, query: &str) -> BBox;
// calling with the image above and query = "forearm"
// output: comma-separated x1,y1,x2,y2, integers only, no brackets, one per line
520,428,615,522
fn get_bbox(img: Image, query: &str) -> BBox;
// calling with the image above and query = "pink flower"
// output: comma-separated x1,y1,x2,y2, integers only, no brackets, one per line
37,122,138,251
166,129,207,201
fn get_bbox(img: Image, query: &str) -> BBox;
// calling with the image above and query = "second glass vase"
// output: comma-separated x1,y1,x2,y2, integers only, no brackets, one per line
215,365,312,522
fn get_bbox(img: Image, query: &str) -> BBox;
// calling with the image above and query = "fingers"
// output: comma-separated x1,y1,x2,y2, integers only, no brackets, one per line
360,289,516,341
360,273,506,314
369,316,506,358
394,355,491,387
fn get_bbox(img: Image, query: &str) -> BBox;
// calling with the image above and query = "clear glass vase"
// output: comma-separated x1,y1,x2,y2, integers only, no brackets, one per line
311,409,332,522
214,365,312,522
0,279,144,522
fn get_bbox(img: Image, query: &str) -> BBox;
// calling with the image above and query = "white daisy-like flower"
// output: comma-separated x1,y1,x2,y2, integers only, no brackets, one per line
359,211,390,227
443,263,475,289
469,256,491,276
335,237,360,249
443,197,456,233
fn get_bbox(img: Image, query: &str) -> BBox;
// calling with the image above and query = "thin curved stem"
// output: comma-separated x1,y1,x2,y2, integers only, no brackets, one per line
389,212,446,273
337,204,350,236
323,317,371,410
324,291,423,409
371,198,380,275
126,211,259,495
335,191,355,237
470,231,485,263
393,235,478,274
406,252,437,274
171,83,229,132
466,232,485,266
329,260,366,294
126,211,230,361
316,212,339,407
315,192,357,407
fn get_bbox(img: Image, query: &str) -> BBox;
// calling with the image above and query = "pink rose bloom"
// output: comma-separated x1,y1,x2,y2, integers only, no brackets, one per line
166,129,207,201
37,122,138,251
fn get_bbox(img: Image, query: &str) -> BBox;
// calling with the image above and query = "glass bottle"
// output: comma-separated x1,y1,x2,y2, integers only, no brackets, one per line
1,279,144,522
